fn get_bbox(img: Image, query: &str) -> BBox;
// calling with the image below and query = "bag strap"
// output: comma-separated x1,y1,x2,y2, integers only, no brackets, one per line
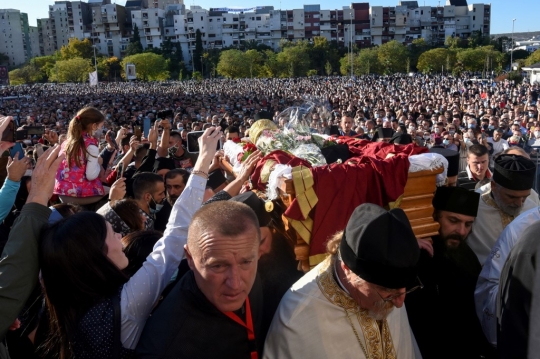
112,293,121,358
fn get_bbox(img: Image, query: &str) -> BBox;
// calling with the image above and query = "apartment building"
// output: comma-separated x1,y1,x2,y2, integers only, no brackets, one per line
0,9,33,66
89,1,129,58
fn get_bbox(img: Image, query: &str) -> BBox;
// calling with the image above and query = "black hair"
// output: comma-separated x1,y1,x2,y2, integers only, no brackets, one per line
132,172,164,200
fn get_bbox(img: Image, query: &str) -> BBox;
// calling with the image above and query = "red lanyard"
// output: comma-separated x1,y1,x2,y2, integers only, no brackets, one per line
223,298,258,359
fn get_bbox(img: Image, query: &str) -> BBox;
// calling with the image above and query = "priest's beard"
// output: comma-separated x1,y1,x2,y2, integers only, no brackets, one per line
368,299,395,321
492,189,523,216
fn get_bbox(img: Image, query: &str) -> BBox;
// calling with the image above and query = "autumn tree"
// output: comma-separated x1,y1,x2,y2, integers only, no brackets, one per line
60,38,94,60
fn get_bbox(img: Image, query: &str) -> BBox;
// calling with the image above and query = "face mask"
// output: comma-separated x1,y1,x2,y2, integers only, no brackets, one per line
423,135,430,140
24,169,33,177
468,124,475,129
535,132,540,138
434,128,440,134
530,113,535,118
449,130,455,135
168,142,179,156
93,127,104,138
488,125,495,130
149,196,164,215
374,114,380,119
443,139,450,145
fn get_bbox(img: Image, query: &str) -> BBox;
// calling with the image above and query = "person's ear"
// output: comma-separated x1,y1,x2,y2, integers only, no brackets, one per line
185,245,196,270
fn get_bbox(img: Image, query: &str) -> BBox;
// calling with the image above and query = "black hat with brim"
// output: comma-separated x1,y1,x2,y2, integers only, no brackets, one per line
493,154,536,191
429,147,460,177
433,186,480,217
339,203,420,289
389,132,413,145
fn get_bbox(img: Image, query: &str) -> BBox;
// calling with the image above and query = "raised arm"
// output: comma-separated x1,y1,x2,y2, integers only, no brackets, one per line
120,127,222,349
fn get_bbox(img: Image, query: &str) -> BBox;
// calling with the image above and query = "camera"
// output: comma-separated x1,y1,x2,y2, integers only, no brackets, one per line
1,122,45,142
157,110,174,121
186,131,223,153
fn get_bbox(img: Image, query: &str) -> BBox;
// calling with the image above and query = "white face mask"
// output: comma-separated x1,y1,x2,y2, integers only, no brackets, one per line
535,131,540,138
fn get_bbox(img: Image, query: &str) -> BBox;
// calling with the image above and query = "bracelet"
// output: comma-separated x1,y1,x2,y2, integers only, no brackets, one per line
192,170,209,180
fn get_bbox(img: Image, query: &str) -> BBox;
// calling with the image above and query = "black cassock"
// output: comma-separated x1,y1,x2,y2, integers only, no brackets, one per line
136,269,264,359
405,236,496,359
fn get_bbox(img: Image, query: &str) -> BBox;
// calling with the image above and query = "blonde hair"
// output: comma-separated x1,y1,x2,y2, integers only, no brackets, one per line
64,107,104,168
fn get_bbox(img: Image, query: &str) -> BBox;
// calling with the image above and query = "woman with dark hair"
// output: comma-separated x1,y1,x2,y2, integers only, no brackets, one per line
38,127,222,358
122,230,162,278
96,198,146,237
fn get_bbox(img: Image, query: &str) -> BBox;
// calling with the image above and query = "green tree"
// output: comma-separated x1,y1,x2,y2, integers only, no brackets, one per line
8,64,41,85
49,57,93,83
161,38,185,79
417,48,456,73
525,49,540,66
60,38,94,60
355,47,381,75
377,40,408,74
126,24,143,56
244,49,263,78
445,36,465,50
260,50,281,78
121,53,169,81
193,29,204,72
325,60,333,76
409,38,430,71
217,49,248,78
29,55,57,82
456,46,504,72
276,41,311,77
512,49,530,62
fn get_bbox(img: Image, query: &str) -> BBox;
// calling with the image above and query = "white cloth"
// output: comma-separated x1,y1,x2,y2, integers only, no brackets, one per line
263,258,421,359
468,192,537,265
474,206,540,346
120,174,206,349
85,144,101,181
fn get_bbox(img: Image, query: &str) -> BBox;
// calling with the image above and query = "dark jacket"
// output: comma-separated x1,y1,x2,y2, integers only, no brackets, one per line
0,203,51,359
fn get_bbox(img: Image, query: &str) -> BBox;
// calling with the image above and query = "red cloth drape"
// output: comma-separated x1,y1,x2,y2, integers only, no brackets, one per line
250,139,428,259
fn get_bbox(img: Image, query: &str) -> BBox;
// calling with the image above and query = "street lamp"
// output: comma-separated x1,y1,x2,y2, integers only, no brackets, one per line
188,30,194,76
350,9,353,78
93,45,98,85
510,18,516,71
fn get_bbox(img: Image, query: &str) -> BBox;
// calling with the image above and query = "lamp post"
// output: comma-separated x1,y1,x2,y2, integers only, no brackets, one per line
93,45,98,85
350,9,353,78
510,18,516,71
188,30,194,76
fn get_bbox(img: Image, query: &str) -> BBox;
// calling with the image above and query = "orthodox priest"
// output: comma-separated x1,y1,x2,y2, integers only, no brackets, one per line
263,203,422,358
466,154,536,264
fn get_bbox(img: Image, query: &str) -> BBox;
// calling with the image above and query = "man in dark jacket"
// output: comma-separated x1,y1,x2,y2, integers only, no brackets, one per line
405,186,495,359
136,200,264,358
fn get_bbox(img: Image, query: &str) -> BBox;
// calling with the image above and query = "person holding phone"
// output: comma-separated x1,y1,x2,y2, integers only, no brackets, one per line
53,107,106,205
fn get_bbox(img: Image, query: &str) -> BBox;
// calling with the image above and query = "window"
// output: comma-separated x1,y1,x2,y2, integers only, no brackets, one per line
209,19,213,22
256,16,261,20
421,10,423,15
201,16,203,21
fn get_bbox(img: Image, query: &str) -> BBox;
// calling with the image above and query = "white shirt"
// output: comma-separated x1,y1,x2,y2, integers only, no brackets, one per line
120,174,206,349
475,206,540,346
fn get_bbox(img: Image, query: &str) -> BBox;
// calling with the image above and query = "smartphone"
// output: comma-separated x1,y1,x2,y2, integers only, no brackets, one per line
157,109,173,121
1,121,15,142
143,118,151,138
9,142,25,160
134,126,142,141
16,126,45,141
186,131,223,153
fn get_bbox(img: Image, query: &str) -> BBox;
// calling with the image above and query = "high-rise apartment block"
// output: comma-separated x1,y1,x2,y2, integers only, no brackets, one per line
1,0,490,68
0,9,33,66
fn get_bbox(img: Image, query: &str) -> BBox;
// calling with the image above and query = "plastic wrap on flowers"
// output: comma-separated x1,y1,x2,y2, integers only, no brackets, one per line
290,144,327,167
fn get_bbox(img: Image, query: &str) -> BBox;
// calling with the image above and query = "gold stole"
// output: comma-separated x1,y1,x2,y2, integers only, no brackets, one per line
316,258,397,359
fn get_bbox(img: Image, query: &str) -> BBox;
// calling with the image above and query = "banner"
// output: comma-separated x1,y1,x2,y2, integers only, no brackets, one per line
0,66,9,86
126,63,137,80
89,71,98,86
210,6,263,12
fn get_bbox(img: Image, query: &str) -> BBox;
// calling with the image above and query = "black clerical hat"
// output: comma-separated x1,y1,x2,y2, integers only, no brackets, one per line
429,147,460,177
230,192,272,227
493,154,536,190
389,132,413,145
339,203,419,289
153,157,175,173
371,128,394,142
433,186,480,217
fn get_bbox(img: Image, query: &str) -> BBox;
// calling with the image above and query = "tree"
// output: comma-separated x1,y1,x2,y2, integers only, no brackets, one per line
409,38,430,71
244,49,263,78
126,24,143,56
0,52,9,65
161,39,185,79
456,46,504,73
9,64,41,85
217,49,248,78
276,41,310,77
60,38,94,60
193,29,204,72
512,49,530,62
260,50,281,78
377,40,408,74
525,49,540,66
121,53,169,81
417,48,455,73
340,47,380,75
29,55,57,82
325,60,333,76
445,36,465,50
49,57,93,83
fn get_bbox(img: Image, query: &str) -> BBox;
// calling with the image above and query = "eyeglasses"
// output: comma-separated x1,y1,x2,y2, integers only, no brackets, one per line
374,277,424,302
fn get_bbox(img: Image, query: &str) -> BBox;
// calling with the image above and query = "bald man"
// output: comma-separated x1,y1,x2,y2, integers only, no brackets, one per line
137,201,265,359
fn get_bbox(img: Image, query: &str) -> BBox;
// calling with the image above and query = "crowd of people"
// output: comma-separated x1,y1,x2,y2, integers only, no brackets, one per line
0,74,539,359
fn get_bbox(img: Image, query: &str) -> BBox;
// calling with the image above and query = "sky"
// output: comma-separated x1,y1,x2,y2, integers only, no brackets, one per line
9,0,540,35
